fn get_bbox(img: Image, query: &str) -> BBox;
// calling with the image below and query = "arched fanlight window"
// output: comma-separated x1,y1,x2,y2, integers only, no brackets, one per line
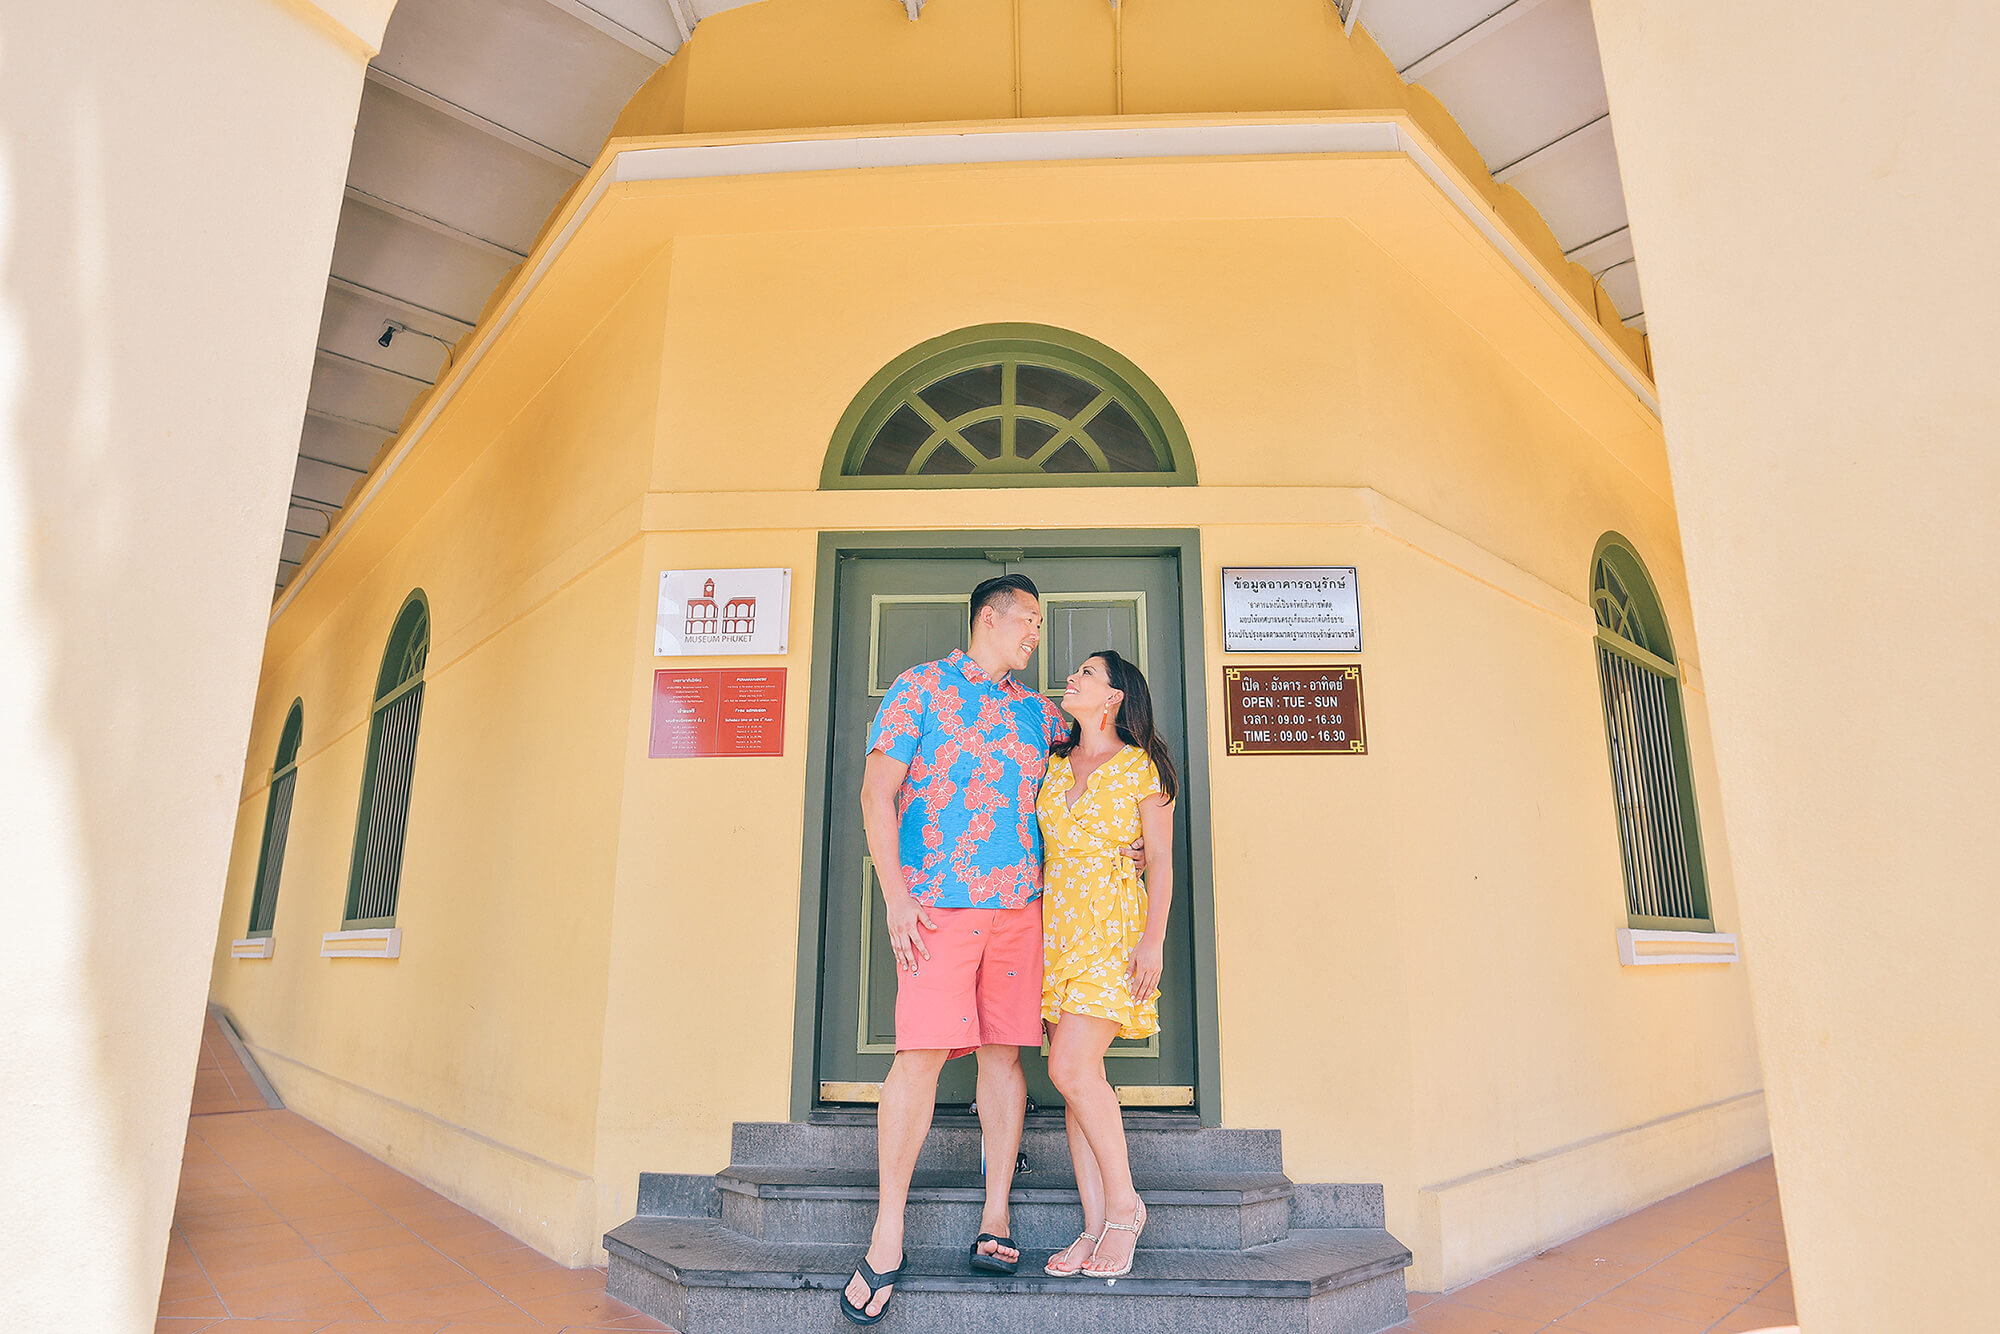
344,591,430,927
245,700,304,938
823,324,1196,488
1591,536,1712,930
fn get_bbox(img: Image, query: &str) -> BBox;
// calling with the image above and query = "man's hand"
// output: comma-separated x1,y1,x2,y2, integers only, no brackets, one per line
885,892,937,973
1126,938,1165,1005
1120,838,1148,872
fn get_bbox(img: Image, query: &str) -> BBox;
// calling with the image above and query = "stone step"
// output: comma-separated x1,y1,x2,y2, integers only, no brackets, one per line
711,1165,1294,1250
605,1217,1412,1334
1290,1182,1388,1230
730,1116,1285,1176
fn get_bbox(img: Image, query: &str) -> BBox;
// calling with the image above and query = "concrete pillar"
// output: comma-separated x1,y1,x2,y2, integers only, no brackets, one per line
1591,3,1999,1328
0,1,394,1327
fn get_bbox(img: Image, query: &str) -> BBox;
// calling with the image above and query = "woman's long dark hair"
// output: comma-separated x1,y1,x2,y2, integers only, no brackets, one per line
1052,649,1179,804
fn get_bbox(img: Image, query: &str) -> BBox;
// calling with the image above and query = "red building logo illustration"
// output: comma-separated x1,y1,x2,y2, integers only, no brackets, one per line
685,578,756,638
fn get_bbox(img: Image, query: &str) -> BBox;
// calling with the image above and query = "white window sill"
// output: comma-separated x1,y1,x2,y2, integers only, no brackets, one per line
231,937,274,959
1618,927,1738,966
321,928,402,959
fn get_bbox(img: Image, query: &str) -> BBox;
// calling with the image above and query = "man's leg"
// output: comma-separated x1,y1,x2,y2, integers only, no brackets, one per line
846,1047,949,1318
972,1043,1026,1265
968,901,1043,1266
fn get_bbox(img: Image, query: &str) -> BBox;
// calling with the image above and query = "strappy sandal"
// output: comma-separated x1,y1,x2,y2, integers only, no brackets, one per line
1083,1199,1147,1279
838,1253,906,1326
1044,1229,1102,1277
968,1232,1020,1275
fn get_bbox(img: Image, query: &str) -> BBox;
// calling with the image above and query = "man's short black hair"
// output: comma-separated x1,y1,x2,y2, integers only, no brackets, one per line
969,573,1039,629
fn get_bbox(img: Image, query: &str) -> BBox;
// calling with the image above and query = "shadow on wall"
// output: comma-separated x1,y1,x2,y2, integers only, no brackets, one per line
0,2,391,1328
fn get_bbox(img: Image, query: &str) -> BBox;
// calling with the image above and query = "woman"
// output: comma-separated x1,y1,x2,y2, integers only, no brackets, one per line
1037,649,1178,1280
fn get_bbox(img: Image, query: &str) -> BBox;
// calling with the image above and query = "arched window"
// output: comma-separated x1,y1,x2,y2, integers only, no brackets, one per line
1592,536,1712,930
823,324,1196,488
245,700,304,938
344,591,430,927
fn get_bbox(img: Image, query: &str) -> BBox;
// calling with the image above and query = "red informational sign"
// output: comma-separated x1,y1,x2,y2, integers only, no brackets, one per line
1224,665,1366,755
649,668,786,758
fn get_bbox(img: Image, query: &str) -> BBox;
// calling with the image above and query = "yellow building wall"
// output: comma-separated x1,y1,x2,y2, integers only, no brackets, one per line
209,253,673,1265
209,3,1763,1289
581,215,1764,1287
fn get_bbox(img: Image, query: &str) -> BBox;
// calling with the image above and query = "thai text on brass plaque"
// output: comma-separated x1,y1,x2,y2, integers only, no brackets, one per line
1224,665,1366,755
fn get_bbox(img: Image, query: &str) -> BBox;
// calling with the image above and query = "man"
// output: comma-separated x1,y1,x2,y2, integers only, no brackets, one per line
840,573,1068,1325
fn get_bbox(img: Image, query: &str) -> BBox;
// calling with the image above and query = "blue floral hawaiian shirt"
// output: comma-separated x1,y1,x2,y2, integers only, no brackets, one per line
867,650,1070,910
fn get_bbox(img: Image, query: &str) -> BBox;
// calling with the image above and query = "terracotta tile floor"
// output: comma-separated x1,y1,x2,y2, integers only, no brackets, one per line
1392,1157,1797,1334
166,1016,1794,1334
190,1010,274,1117
158,1018,668,1333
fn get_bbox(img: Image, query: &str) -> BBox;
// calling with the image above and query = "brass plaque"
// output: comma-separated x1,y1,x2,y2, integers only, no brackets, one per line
1224,665,1366,755
818,1081,1190,1108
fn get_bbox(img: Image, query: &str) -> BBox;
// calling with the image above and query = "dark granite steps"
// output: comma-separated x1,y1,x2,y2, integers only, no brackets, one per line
730,1116,1288,1175
606,1220,1412,1334
715,1164,1296,1250
605,1119,1413,1334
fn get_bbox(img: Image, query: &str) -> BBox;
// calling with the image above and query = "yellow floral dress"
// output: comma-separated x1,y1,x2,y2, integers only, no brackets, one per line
1038,745,1166,1039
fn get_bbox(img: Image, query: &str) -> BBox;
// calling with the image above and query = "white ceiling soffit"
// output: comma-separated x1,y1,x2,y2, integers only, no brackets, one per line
282,0,680,589
1360,0,1644,330
282,0,1648,591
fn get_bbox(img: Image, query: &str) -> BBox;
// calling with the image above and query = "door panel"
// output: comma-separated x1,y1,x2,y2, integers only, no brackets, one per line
817,553,1194,1108
870,597,969,695
1013,557,1194,1100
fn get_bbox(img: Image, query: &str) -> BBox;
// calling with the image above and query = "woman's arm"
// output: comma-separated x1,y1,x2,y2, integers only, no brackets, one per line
1125,794,1176,1004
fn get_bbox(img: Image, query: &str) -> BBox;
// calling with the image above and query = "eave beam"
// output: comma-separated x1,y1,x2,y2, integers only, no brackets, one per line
316,346,435,388
1564,225,1630,269
664,0,696,44
1399,0,1553,80
1493,112,1611,182
541,0,678,63
305,405,399,437
343,185,528,262
365,66,587,173
326,276,475,337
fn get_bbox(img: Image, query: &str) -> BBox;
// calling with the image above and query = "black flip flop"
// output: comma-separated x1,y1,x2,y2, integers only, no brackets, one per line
968,1233,1020,1275
839,1253,906,1326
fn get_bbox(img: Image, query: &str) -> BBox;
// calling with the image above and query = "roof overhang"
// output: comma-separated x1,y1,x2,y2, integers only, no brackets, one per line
272,112,1664,626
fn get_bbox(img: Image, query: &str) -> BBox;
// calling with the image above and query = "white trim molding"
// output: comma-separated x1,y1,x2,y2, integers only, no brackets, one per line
231,937,275,959
1618,927,1739,966
322,927,403,959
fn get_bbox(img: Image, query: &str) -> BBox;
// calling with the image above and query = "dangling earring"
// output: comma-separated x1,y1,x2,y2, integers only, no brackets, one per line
1098,708,1109,732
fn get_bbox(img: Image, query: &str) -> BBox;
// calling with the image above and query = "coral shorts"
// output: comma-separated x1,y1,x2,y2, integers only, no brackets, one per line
895,902,1046,1060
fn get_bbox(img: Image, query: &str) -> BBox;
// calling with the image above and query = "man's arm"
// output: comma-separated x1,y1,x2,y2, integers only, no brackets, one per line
1124,793,1175,1003
861,750,935,972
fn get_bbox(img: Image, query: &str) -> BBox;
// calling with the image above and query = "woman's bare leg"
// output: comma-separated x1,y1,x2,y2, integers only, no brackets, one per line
1046,1012,1142,1273
1049,1017,1106,1271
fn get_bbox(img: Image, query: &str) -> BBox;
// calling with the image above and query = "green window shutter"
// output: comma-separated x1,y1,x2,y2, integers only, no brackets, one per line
1590,537,1712,931
823,324,1196,489
245,700,304,938
344,592,430,928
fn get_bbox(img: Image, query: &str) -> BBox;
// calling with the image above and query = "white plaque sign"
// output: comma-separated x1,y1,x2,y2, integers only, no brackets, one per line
656,568,790,656
1221,567,1362,653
